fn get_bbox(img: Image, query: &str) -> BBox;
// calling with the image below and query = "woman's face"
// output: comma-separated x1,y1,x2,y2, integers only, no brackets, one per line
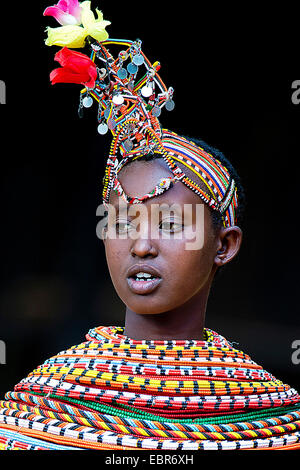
103,158,220,315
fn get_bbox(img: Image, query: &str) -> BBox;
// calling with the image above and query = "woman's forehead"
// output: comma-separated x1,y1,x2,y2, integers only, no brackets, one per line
109,157,206,206
107,159,212,231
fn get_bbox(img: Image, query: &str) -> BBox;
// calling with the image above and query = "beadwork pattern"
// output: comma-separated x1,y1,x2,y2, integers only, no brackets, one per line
0,326,300,450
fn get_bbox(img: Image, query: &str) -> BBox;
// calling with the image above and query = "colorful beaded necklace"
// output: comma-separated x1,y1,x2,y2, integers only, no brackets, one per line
1,326,300,450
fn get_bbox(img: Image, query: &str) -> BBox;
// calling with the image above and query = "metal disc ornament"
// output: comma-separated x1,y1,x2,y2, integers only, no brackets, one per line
127,62,138,74
104,107,111,119
82,96,93,108
152,106,161,117
117,68,128,80
165,99,175,111
123,139,134,151
108,118,117,130
97,122,108,135
141,85,153,97
133,54,144,66
113,94,124,105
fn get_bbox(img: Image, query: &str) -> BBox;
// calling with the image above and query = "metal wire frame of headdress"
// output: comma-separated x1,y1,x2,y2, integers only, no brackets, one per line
78,37,238,227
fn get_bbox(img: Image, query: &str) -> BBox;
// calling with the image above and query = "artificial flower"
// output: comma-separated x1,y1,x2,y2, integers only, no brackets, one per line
50,47,98,88
43,0,82,25
45,0,110,48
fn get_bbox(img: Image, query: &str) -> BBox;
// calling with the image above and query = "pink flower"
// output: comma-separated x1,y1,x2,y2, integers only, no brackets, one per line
43,0,82,25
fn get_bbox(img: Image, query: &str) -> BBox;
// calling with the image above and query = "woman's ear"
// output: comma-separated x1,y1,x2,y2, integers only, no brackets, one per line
214,226,243,267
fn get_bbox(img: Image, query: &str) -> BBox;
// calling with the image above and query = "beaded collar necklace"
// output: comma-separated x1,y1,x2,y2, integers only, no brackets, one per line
1,325,300,450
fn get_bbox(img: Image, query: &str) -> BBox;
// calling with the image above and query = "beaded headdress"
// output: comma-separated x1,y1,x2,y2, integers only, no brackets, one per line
44,0,239,228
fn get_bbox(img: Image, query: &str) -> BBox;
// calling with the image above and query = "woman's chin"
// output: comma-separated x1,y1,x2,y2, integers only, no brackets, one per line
123,297,170,315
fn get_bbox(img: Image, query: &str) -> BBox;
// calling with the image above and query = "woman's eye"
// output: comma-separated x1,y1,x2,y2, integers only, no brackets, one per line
160,221,184,232
111,220,184,233
114,222,131,232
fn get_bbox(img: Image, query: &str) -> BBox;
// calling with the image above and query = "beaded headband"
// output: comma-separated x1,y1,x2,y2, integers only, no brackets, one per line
44,0,239,227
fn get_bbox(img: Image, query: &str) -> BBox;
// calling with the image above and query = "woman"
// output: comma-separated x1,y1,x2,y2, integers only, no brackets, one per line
0,2,299,450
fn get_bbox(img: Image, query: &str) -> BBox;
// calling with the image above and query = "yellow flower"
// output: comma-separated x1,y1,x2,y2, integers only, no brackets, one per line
45,1,110,48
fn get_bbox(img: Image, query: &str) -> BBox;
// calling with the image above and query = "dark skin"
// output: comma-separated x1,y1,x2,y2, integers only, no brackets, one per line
102,158,242,341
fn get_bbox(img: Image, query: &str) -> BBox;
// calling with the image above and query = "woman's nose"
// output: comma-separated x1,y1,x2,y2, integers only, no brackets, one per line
130,223,159,258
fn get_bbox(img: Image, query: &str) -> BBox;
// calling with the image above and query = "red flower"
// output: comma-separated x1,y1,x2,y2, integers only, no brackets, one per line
50,47,97,88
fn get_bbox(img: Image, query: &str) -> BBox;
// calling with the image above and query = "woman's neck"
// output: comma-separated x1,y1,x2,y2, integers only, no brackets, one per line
123,292,208,341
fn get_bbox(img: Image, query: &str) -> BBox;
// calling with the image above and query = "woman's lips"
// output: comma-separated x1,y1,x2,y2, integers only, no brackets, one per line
126,276,162,295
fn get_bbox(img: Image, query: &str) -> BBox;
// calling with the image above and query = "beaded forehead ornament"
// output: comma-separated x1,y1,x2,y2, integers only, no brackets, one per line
44,0,238,228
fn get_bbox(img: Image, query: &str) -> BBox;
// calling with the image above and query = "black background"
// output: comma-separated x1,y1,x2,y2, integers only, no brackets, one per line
0,2,299,398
